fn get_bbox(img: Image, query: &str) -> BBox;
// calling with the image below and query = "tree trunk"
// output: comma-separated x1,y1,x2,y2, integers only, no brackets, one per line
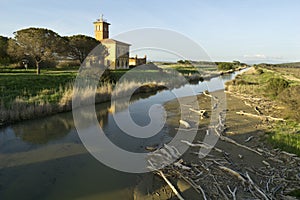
36,61,40,75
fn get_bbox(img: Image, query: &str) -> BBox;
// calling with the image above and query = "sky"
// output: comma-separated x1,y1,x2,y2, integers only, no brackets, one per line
1,0,300,63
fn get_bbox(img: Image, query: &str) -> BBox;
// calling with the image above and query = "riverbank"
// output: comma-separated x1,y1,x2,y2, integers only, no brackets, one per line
139,88,300,199
138,66,300,199
225,66,300,155
0,64,232,128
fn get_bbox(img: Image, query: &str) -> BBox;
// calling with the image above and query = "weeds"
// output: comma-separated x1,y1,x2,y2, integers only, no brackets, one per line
268,121,300,156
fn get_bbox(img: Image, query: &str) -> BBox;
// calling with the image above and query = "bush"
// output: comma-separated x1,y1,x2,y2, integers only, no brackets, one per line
177,60,191,65
265,77,289,97
278,85,300,121
217,62,235,71
0,57,11,66
256,68,264,74
40,60,57,68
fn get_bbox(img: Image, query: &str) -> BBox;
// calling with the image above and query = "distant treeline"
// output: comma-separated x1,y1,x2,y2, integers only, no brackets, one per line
254,62,300,68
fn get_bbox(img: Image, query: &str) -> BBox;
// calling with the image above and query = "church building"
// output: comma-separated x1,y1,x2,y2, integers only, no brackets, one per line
94,16,130,69
93,16,146,69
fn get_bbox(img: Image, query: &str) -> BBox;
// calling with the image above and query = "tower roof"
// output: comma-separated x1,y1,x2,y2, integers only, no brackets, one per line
94,14,110,25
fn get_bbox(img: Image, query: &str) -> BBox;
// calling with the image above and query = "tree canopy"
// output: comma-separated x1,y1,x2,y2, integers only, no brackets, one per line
0,36,11,65
7,28,68,74
66,35,103,63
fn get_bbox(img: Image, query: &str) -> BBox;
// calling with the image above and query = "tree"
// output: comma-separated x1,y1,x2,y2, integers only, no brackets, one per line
217,62,235,71
0,36,11,65
7,28,68,74
66,35,104,63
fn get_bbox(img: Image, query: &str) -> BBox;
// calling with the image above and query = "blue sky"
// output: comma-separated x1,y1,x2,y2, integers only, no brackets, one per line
1,0,300,63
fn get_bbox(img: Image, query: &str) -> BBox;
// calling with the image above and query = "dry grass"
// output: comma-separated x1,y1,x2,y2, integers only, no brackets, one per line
0,79,170,126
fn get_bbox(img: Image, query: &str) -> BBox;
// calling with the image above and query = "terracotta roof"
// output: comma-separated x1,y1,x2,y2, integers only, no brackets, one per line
100,39,131,46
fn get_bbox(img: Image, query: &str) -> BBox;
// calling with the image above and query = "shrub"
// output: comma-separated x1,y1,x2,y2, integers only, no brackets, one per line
278,85,300,121
256,68,264,74
217,62,235,71
265,77,289,97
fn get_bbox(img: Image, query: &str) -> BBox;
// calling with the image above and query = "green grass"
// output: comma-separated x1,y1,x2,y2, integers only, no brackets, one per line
267,121,300,156
0,70,77,107
228,66,300,156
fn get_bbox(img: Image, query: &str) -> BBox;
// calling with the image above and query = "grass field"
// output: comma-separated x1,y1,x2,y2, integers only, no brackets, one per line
0,69,77,107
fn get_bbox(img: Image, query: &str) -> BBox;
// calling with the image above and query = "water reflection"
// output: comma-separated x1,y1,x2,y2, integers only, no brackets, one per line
0,69,249,200
13,116,73,144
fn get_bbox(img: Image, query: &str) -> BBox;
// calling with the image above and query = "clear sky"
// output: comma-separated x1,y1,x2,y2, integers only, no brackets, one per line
1,0,300,63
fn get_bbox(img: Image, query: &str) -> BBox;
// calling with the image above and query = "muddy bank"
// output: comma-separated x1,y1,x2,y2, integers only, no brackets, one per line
135,91,300,199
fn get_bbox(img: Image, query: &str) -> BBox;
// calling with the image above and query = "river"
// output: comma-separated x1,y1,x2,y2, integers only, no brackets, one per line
0,69,247,200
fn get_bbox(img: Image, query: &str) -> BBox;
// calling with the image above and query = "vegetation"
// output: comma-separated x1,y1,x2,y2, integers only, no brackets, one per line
0,27,107,74
265,77,289,97
177,60,191,65
217,62,236,71
0,64,182,126
7,28,68,74
227,65,300,155
0,68,77,107
267,121,300,156
0,36,11,65
65,34,106,63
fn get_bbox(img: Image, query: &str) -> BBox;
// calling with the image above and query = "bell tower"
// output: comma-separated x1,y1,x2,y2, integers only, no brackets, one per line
94,14,110,41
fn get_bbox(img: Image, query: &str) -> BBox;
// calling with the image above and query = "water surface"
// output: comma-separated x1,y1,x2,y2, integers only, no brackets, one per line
0,69,247,199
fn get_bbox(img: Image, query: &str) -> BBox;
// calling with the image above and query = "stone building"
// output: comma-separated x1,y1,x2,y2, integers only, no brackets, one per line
93,16,146,69
129,55,147,68
94,16,130,69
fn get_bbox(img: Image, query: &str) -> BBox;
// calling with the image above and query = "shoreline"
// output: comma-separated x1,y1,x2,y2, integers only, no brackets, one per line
142,87,300,199
0,83,167,128
0,68,244,128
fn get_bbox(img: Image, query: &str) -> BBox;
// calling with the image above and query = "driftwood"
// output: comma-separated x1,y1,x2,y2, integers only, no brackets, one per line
219,166,246,183
158,170,185,200
244,136,254,143
179,120,191,129
220,135,263,156
148,87,300,199
236,110,285,121
227,185,237,200
245,172,272,200
189,108,207,119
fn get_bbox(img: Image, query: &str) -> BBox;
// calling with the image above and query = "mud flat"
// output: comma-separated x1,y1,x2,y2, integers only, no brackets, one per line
135,90,300,199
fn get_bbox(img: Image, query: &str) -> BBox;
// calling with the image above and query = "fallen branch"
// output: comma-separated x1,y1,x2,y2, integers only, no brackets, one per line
180,176,207,200
219,166,246,183
254,106,262,115
220,135,263,156
203,90,212,98
244,136,254,143
236,111,284,121
212,175,230,200
189,108,207,119
158,170,185,200
227,185,237,200
245,172,272,200
179,120,191,129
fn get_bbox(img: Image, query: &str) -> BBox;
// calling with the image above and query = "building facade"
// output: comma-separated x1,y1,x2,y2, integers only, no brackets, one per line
129,55,147,67
94,16,146,70
94,16,130,69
